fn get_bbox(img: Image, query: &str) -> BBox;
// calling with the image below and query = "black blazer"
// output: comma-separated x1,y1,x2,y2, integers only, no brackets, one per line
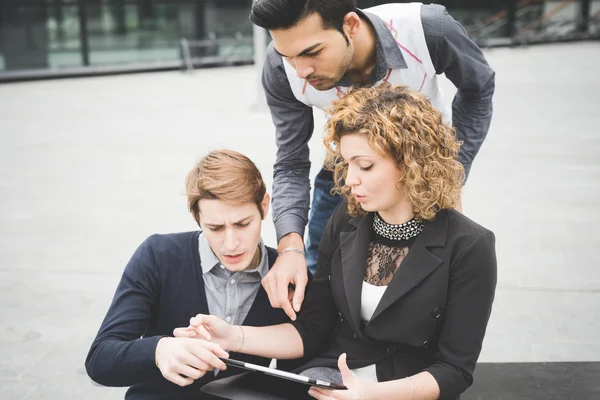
85,231,291,400
291,204,497,399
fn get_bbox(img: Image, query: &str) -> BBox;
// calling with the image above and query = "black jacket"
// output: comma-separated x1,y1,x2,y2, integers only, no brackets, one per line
291,205,497,399
85,231,290,399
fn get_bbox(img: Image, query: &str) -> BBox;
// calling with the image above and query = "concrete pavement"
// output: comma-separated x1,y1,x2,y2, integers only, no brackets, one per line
0,41,599,399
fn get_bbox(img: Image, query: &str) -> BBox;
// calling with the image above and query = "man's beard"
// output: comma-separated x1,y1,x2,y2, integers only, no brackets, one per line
309,44,354,91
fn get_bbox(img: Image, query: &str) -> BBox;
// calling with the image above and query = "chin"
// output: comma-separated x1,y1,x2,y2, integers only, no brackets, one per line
313,80,336,91
359,203,376,212
220,258,250,272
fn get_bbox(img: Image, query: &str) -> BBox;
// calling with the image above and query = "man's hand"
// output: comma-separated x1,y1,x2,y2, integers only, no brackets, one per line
154,337,228,387
262,233,308,321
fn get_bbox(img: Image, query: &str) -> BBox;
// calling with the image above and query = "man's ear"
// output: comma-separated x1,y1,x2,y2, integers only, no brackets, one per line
261,193,271,220
343,11,361,39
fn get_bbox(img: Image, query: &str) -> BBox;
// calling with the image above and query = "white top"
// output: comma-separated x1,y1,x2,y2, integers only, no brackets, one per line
360,281,388,322
352,281,389,382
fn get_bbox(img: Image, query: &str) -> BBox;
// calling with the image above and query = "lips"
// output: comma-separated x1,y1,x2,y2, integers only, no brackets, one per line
353,194,366,202
223,253,244,264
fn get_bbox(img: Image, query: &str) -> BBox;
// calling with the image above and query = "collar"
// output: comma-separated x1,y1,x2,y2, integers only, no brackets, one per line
198,232,269,278
349,209,448,248
337,8,407,87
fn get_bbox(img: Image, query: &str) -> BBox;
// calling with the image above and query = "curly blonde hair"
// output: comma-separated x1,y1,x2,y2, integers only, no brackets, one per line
323,84,464,220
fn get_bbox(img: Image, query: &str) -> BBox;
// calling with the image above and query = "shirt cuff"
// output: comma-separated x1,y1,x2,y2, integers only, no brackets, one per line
275,215,306,243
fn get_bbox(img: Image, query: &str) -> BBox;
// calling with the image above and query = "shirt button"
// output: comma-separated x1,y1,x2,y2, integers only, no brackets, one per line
422,340,429,348
431,307,443,319
225,316,231,323
220,265,225,269
230,279,236,284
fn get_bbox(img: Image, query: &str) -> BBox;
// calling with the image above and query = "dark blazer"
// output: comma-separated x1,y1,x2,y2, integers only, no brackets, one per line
291,204,497,400
85,231,291,400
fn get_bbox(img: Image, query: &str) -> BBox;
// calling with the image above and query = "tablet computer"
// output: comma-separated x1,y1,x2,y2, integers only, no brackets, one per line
220,358,347,390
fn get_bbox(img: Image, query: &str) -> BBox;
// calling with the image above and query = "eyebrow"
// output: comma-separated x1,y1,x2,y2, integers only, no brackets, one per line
343,155,372,162
204,216,252,228
273,43,323,58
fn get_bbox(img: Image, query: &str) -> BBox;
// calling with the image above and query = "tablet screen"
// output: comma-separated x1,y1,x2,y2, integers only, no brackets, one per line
221,358,347,390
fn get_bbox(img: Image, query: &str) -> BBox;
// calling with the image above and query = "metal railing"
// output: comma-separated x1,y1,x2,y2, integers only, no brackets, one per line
178,34,254,72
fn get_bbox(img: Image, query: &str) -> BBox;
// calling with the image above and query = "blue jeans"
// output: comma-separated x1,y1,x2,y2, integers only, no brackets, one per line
306,168,342,275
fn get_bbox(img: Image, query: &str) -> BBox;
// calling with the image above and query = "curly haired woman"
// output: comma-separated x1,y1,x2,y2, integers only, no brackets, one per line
177,84,497,400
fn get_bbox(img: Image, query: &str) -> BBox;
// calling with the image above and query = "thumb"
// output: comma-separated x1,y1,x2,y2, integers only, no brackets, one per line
337,353,355,385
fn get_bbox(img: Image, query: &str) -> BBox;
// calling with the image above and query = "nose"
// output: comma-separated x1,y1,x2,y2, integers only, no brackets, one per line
345,165,360,187
223,228,239,251
294,58,315,80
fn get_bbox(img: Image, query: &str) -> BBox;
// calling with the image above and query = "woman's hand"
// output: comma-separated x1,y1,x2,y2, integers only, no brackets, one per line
173,314,239,351
154,337,228,387
307,354,376,400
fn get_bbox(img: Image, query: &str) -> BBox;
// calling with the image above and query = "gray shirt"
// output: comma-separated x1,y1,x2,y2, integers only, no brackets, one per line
198,232,269,325
262,4,495,242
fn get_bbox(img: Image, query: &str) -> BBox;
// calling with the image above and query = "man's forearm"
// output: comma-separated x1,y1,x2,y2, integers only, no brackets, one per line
452,83,494,178
277,232,305,252
231,323,304,359
272,164,311,242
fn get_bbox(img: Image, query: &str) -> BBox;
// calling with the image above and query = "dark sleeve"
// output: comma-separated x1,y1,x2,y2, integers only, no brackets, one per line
262,44,315,242
424,230,497,397
421,4,495,179
85,236,164,387
289,204,341,358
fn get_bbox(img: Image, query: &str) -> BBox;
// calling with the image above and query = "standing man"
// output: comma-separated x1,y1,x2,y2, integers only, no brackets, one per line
253,0,495,320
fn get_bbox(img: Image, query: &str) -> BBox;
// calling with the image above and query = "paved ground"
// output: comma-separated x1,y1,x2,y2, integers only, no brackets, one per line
0,41,599,399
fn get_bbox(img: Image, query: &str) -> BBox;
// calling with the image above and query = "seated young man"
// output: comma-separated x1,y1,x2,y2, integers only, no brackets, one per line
85,150,293,399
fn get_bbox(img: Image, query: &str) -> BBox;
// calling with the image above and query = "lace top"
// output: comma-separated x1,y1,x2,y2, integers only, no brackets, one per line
364,232,418,286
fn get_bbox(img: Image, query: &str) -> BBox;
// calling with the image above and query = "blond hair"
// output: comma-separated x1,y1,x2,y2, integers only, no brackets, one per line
323,84,464,220
185,150,267,225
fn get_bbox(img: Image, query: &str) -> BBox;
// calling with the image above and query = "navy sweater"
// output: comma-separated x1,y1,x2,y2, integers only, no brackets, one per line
85,231,291,399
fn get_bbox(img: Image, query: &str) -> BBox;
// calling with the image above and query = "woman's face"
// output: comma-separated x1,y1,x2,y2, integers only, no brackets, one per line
340,134,406,217
198,195,269,272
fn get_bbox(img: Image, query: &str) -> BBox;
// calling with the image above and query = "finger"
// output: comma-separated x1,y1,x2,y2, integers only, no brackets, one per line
201,340,230,359
176,363,208,380
276,274,297,321
164,371,194,387
189,321,212,341
173,327,198,338
308,387,337,400
190,314,213,328
337,353,355,386
292,270,308,312
190,315,205,327
189,343,228,371
262,274,280,308
179,352,211,372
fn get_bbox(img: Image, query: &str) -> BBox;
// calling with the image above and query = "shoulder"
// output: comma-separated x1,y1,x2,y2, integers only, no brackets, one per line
265,246,278,268
141,231,200,262
330,200,355,231
441,209,496,270
263,41,287,84
445,209,493,238
419,3,448,38
265,41,283,69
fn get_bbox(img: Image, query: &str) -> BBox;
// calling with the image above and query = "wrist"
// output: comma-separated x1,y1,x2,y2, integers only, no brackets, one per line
362,381,380,400
155,337,169,369
277,232,304,252
229,325,243,352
